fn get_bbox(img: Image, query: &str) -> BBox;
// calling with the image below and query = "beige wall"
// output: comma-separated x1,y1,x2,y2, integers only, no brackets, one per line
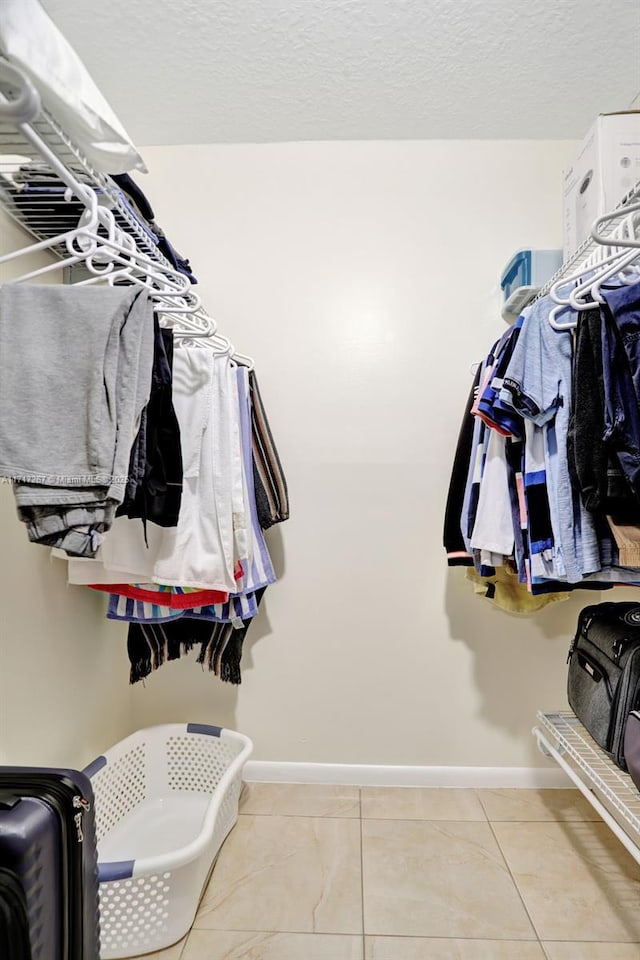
0,213,132,768
124,139,612,768
1,140,621,772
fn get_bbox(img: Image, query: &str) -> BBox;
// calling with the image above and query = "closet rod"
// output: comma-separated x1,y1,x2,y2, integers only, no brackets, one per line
534,179,640,303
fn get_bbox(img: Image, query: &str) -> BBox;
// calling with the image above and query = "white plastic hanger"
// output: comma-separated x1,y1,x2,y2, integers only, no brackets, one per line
0,59,40,123
592,202,640,249
546,211,640,325
563,202,640,310
548,302,578,331
161,302,232,354
548,248,623,306
0,58,255,366
231,350,255,371
574,255,638,306
72,205,201,305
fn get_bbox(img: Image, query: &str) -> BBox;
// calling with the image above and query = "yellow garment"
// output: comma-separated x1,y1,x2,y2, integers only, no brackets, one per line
466,565,569,614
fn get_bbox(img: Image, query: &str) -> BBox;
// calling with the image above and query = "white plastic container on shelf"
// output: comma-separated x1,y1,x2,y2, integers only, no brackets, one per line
83,723,253,959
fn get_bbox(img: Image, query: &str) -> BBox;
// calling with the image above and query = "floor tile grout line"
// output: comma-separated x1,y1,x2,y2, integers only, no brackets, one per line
178,928,640,941
359,788,366,960
241,813,600,822
359,815,488,822
539,941,553,960
186,929,367,937
358,933,545,942
243,797,600,824
474,787,491,822
239,811,361,819
486,818,543,944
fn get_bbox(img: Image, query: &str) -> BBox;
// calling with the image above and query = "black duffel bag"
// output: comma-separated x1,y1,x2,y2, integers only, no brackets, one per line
568,602,640,770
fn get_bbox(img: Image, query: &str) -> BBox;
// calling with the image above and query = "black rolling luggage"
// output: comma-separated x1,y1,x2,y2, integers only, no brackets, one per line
0,866,32,959
0,768,100,960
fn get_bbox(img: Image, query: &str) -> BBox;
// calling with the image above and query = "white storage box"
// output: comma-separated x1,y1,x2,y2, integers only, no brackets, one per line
563,111,640,259
83,723,253,959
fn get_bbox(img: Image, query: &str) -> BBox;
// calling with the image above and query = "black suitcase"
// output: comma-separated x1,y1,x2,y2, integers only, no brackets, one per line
568,602,640,769
0,793,62,960
0,768,100,960
0,867,32,959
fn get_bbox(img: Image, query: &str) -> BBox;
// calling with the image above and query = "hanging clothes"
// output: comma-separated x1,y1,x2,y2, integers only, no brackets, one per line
109,173,198,285
0,284,154,557
108,590,259,625
444,286,640,604
234,365,277,594
1,278,289,683
443,366,479,566
116,318,183,529
126,587,266,685
88,583,229,607
0,50,288,687
65,344,286,682
249,371,290,529
99,347,241,591
465,565,569,613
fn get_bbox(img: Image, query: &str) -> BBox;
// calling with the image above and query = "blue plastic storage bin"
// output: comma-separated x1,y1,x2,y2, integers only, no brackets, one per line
500,249,563,301
500,249,563,321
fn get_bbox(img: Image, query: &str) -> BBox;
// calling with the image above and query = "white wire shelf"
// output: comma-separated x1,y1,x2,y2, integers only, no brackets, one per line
0,114,162,263
535,179,640,302
534,710,640,864
0,57,229,351
0,59,172,271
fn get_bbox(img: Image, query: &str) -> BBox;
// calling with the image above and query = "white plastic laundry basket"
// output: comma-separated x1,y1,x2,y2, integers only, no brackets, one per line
83,723,253,959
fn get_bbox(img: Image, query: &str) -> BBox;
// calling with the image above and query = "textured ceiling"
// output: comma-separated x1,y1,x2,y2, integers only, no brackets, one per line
41,0,640,144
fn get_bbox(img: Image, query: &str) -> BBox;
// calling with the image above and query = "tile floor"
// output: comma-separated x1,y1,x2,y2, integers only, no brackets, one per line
125,784,640,960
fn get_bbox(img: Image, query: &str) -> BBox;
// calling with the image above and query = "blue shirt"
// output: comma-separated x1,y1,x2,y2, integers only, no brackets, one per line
499,297,602,581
